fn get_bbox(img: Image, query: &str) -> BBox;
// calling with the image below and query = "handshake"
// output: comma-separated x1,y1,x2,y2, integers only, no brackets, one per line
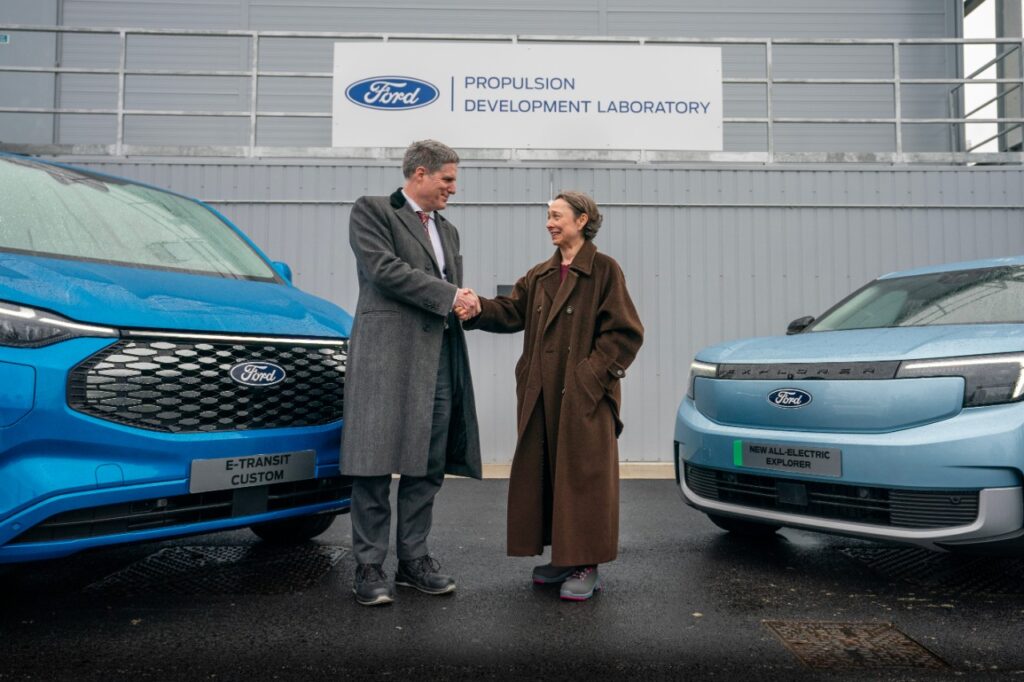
453,288,480,321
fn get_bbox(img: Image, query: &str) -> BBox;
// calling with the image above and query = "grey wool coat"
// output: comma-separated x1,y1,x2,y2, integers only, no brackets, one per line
340,189,482,479
464,240,643,566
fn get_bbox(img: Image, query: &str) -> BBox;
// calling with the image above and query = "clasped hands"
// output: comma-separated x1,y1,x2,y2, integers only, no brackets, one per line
453,288,480,321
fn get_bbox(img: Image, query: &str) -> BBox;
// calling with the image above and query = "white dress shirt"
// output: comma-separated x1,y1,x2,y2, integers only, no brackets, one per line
402,191,447,278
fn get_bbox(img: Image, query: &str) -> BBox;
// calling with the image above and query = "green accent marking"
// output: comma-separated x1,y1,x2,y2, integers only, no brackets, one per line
733,439,743,467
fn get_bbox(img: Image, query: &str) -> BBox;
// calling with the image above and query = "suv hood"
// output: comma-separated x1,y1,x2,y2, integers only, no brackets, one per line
0,253,351,337
698,324,1024,364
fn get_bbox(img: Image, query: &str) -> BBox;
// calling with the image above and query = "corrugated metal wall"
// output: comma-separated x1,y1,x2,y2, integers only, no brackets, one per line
64,160,1024,462
0,0,961,151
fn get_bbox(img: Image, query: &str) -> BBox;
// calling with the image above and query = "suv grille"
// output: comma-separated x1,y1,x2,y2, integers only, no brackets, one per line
685,463,979,529
68,337,347,433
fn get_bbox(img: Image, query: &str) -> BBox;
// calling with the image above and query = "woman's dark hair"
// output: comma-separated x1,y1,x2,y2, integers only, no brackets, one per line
554,190,602,241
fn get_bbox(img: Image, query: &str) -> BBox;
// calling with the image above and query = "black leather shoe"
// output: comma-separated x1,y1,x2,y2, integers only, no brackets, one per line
353,563,394,606
395,555,456,595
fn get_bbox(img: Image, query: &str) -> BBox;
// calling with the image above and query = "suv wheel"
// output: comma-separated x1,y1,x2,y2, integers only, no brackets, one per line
250,513,337,543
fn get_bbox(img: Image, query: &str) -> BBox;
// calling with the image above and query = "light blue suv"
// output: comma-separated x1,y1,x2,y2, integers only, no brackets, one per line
676,256,1024,553
0,154,352,563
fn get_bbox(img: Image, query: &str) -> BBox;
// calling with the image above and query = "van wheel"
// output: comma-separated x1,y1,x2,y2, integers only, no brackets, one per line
250,513,337,543
706,513,780,537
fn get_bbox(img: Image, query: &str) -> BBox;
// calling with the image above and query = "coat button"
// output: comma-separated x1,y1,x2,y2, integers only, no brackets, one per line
537,306,542,313
561,386,565,395
616,369,624,377
566,306,574,314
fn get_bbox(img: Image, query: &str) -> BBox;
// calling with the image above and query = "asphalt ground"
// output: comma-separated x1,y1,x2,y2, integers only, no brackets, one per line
2,479,1024,681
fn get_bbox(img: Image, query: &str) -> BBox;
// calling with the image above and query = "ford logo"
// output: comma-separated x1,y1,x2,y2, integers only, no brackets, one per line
768,388,813,408
345,76,439,110
229,361,286,387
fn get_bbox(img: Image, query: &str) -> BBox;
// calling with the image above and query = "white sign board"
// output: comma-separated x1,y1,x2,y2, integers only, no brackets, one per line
332,42,722,151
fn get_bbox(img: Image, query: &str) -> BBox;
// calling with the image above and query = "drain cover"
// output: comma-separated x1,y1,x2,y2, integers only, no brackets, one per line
841,546,1024,596
764,621,947,670
85,544,346,597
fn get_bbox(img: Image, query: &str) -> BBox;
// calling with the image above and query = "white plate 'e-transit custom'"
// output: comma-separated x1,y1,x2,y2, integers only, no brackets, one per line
735,440,842,477
189,450,316,493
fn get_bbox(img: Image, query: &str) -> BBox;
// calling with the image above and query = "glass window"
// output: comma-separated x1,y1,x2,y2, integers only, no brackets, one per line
0,157,276,280
811,265,1024,331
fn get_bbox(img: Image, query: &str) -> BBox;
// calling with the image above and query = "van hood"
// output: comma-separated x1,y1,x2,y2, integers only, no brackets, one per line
0,253,352,338
698,324,1024,364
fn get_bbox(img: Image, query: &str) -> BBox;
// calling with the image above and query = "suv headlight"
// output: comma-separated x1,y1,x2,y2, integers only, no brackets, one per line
687,360,718,399
896,353,1024,407
0,301,117,348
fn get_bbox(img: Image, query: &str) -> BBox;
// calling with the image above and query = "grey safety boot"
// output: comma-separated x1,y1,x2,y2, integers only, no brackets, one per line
559,565,602,601
532,563,575,585
395,555,456,595
353,563,394,606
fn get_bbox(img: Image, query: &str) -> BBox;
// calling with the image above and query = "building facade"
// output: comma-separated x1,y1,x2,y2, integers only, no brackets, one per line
2,0,1022,462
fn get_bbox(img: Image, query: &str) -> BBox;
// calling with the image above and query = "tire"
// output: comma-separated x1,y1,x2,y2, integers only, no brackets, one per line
250,513,337,543
706,513,781,537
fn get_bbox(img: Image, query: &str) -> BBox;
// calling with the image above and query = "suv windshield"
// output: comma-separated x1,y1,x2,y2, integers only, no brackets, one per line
810,265,1024,331
0,156,276,280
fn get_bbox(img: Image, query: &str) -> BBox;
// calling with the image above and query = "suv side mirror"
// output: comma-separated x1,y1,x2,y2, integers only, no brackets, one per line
786,315,815,335
272,261,293,284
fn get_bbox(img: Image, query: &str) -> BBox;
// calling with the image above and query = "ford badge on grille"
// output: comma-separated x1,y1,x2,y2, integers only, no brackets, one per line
230,361,286,387
767,388,812,408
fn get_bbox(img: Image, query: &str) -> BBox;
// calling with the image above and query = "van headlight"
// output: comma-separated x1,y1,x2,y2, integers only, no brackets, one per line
0,302,117,348
687,360,718,399
896,353,1024,407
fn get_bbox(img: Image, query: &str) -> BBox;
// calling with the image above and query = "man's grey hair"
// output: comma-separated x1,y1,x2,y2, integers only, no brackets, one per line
402,139,460,178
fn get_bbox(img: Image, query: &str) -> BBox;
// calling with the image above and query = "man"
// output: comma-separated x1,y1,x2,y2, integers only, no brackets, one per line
341,139,482,606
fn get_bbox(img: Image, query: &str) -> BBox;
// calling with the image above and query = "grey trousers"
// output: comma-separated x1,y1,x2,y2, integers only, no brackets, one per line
350,331,452,565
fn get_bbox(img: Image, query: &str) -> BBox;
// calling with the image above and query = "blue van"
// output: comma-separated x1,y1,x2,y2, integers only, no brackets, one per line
0,154,352,563
676,256,1024,553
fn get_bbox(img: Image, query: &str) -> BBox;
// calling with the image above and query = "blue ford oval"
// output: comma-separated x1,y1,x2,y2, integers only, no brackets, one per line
230,361,287,387
0,154,353,564
676,256,1024,553
345,76,439,110
767,388,813,408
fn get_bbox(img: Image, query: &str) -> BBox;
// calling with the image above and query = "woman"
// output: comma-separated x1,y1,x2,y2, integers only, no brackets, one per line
458,191,643,601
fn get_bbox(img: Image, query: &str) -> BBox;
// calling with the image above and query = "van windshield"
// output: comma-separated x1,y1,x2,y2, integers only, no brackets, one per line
810,265,1024,331
0,156,276,280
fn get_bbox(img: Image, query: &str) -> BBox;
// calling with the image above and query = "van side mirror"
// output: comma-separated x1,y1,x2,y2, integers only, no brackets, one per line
272,261,293,284
786,315,815,335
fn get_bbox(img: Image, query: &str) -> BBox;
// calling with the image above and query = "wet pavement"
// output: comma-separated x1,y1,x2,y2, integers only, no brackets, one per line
2,479,1024,681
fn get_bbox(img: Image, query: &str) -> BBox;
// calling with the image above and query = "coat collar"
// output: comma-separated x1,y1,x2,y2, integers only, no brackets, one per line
538,238,597,277
538,240,598,334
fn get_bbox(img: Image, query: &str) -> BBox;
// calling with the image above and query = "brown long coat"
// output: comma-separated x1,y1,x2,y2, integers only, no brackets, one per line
464,240,643,565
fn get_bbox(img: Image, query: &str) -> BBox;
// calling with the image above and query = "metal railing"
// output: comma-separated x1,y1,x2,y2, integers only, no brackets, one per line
1,25,1023,164
955,41,1023,152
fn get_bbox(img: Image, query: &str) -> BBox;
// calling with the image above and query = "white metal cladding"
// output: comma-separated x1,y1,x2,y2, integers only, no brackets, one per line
63,160,1024,462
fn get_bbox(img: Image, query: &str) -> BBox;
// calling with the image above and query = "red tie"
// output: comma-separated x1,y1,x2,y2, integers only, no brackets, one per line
416,210,430,233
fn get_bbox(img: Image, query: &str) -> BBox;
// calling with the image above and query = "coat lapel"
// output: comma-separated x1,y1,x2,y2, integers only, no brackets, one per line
389,188,440,272
536,252,561,321
543,241,597,334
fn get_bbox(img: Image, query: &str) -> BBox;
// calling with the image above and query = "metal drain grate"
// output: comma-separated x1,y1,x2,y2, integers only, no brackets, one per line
841,546,1024,596
84,544,346,596
764,621,947,670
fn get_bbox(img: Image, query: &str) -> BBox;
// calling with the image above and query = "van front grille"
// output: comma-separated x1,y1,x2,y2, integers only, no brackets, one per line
68,337,346,433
